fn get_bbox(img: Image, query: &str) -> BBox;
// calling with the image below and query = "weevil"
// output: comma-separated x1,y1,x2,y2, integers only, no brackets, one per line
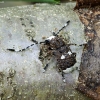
39,21,77,81
39,21,95,81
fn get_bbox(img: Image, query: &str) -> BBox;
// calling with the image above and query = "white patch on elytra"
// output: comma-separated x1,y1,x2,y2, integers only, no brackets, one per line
61,55,65,59
68,51,72,55
47,36,55,40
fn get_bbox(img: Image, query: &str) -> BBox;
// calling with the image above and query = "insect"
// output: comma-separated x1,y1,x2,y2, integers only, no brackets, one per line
39,20,77,81
7,21,81,82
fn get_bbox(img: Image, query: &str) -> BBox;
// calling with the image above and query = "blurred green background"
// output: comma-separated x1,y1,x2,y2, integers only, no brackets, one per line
0,0,76,8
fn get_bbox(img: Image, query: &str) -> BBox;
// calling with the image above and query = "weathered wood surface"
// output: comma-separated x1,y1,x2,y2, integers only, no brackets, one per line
76,7,100,100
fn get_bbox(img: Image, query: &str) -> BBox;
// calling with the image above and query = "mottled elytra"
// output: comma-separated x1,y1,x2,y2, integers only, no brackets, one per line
39,21,77,81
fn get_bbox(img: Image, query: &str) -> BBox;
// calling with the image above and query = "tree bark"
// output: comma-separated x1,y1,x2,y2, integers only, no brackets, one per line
76,7,100,100
75,0,100,9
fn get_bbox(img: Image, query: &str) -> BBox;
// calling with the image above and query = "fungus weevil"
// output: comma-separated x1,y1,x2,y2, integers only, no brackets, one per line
39,21,77,81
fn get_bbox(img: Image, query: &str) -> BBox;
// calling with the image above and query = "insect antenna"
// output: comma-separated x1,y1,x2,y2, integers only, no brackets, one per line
40,41,45,44
53,20,70,36
7,44,35,52
7,39,38,52
31,38,38,44
40,20,70,44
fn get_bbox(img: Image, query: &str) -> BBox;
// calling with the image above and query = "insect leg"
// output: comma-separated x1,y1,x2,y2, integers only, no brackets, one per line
79,40,94,53
68,43,77,46
61,71,66,82
42,56,53,73
43,64,49,73
43,57,52,72
68,43,87,48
